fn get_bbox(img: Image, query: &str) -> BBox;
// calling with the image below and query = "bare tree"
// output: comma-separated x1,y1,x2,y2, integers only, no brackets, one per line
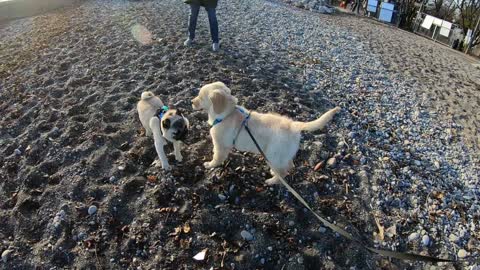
454,0,480,47
428,0,456,20
397,0,420,30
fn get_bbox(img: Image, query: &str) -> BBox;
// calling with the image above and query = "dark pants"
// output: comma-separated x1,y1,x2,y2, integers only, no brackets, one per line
188,4,219,43
351,0,360,13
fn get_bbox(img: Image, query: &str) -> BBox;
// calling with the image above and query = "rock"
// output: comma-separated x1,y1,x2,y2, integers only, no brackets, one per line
218,194,227,201
313,161,324,171
319,226,327,233
408,232,419,242
118,166,125,171
109,176,117,183
240,230,254,241
421,235,430,246
457,249,467,258
288,220,295,226
449,234,459,243
14,149,21,156
297,256,304,264
268,246,273,251
78,232,87,240
1,249,13,263
193,248,208,261
88,205,97,215
326,157,336,167
260,258,265,264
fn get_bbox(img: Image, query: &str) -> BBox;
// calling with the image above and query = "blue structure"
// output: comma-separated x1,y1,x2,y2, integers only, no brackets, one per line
367,0,378,13
379,2,394,23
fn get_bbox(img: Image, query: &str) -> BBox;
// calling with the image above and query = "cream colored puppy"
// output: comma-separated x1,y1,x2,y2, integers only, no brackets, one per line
191,82,340,185
137,91,189,171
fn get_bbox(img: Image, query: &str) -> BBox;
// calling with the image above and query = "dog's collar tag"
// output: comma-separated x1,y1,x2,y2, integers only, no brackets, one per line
157,105,169,119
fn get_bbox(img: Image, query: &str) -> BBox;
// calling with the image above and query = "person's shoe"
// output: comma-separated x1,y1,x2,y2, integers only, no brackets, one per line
184,38,193,46
212,42,219,52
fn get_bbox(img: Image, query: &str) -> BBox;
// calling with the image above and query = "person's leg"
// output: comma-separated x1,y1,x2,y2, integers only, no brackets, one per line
205,7,219,44
187,4,201,43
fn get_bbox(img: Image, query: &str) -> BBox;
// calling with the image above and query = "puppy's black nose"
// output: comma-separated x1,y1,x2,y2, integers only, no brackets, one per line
172,119,185,130
172,119,188,141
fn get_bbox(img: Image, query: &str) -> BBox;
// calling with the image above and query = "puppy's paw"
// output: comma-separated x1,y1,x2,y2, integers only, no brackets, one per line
265,177,280,186
204,161,218,169
152,160,171,171
163,164,171,171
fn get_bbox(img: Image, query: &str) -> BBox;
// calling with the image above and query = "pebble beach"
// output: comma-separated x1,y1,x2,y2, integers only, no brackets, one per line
0,0,479,269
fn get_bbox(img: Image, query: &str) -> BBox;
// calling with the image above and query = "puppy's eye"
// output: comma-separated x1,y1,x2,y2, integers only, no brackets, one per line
162,119,170,129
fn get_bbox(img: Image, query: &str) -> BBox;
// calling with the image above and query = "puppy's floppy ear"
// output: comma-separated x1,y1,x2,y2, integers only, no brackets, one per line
209,90,227,114
162,118,171,129
176,108,183,116
222,85,231,95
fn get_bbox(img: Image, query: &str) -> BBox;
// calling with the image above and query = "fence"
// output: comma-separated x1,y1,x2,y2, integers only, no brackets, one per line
412,12,463,48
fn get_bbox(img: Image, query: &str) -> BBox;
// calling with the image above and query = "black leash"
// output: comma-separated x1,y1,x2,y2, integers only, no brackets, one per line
242,124,471,264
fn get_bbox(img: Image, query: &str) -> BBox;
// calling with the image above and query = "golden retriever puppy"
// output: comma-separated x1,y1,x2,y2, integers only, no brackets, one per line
191,82,340,185
137,91,189,171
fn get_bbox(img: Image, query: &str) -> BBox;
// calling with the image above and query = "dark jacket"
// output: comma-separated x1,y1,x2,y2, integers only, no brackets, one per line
184,0,218,8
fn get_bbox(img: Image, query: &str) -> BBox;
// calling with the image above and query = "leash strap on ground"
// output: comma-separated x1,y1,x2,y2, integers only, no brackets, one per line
242,124,463,264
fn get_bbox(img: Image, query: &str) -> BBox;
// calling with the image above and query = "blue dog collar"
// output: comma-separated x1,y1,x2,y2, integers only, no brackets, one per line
211,106,249,127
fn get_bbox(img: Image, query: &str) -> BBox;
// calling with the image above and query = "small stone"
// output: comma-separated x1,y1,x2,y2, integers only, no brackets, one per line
118,166,125,171
449,234,459,243
218,194,227,201
421,235,430,246
319,226,327,233
2,249,13,263
109,176,117,183
288,220,295,226
14,149,21,156
326,158,337,167
78,232,87,240
313,161,324,171
457,249,467,258
408,232,419,242
267,246,273,251
260,258,265,264
240,230,254,241
88,205,97,215
297,256,304,264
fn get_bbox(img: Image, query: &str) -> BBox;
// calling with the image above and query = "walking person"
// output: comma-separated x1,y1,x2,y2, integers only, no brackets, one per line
183,0,219,51
350,0,360,14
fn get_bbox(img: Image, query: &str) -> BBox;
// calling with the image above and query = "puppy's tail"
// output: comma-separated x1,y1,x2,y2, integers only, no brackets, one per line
141,91,155,100
291,107,340,132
